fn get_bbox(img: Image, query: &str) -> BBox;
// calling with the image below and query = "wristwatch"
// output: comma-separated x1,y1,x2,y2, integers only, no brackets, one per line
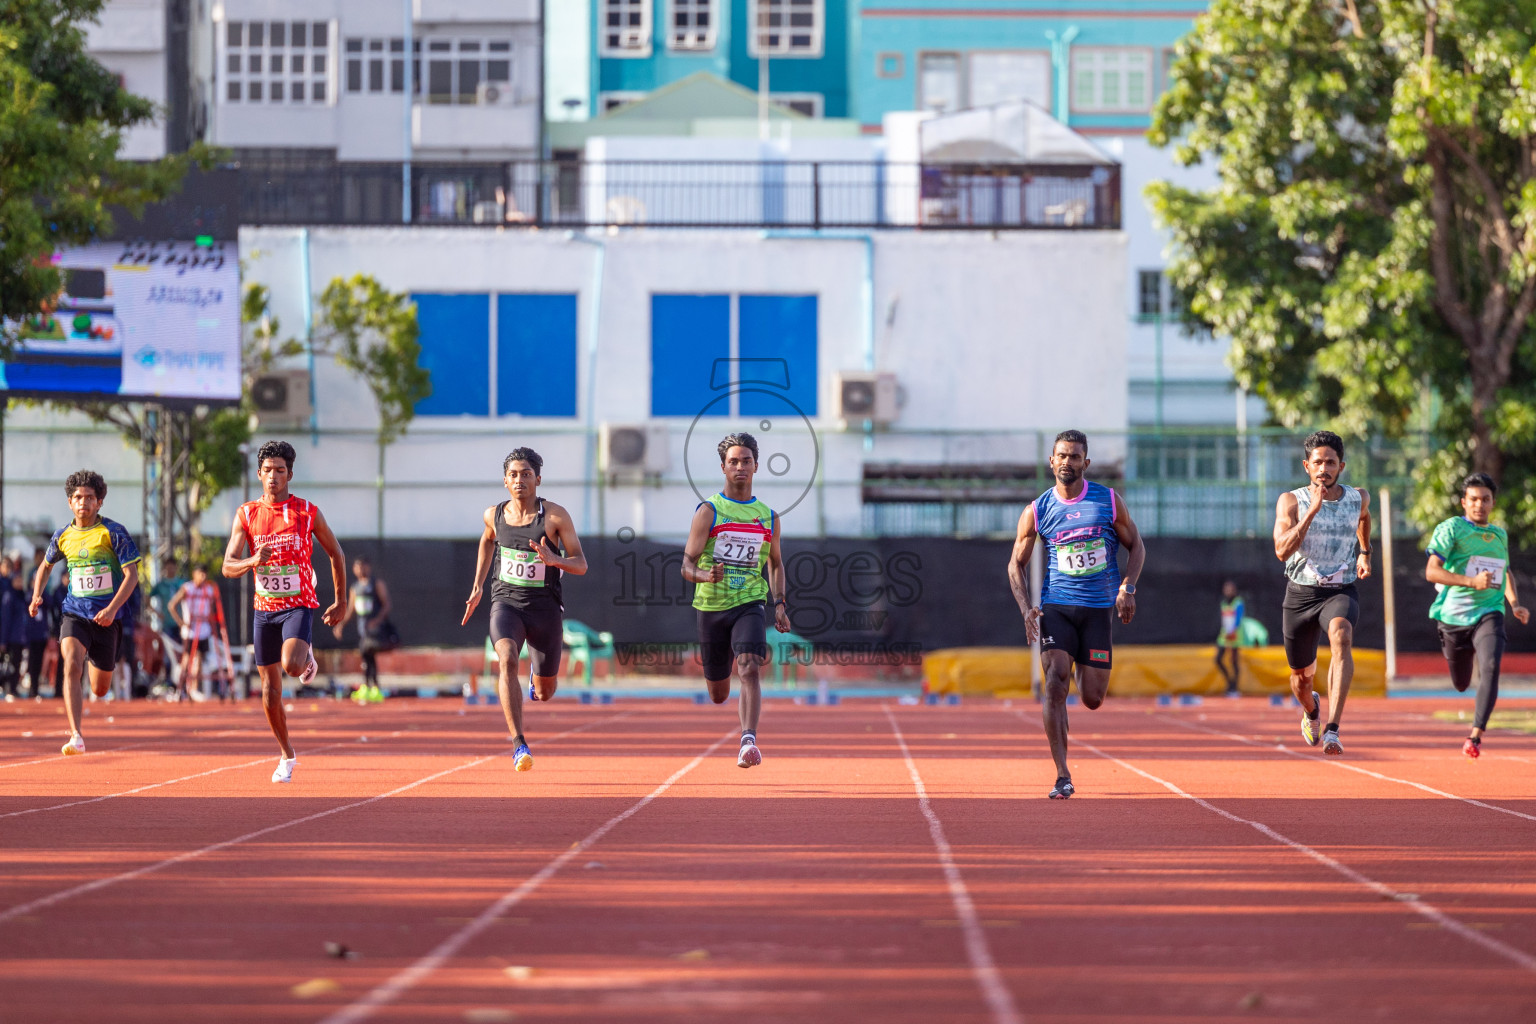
1120,583,1137,595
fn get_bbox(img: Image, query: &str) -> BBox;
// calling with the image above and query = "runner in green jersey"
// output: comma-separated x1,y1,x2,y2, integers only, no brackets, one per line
1425,472,1529,758
682,433,791,769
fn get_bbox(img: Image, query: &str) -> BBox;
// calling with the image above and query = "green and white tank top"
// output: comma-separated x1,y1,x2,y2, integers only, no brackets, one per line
692,493,775,612
1285,486,1362,587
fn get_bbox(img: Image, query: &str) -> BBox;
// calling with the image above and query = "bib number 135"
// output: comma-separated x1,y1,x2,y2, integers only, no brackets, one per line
1056,539,1107,577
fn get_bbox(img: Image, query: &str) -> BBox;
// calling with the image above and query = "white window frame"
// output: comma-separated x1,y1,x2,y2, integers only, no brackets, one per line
667,0,716,52
600,0,653,58
599,91,647,112
1070,47,1154,114
917,51,962,113
218,18,337,107
771,92,822,117
966,49,1052,112
748,0,824,59
417,37,516,106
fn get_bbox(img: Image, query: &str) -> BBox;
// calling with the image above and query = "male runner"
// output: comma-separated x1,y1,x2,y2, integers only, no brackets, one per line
221,440,346,782
1216,580,1244,694
462,448,587,772
1273,430,1372,756
168,564,224,701
682,433,791,770
28,470,141,754
335,557,393,703
1425,472,1529,758
1008,430,1145,799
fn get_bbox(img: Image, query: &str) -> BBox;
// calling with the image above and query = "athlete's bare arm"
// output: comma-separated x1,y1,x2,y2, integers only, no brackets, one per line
371,579,392,629
1424,553,1492,590
1008,504,1041,644
1354,488,1373,580
1506,570,1531,624
1112,491,1145,625
461,505,499,626
334,585,357,635
167,582,191,630
95,561,140,628
221,515,270,578
681,505,725,585
765,515,790,633
312,507,347,628
532,501,588,576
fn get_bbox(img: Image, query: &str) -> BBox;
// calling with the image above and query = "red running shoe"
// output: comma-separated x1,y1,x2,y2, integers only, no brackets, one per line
1463,737,1481,759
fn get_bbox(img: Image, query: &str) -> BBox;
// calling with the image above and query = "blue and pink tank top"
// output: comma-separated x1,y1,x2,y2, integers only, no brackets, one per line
1035,481,1123,609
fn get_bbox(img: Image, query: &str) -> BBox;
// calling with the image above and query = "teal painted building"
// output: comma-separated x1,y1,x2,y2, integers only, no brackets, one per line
590,0,853,118
854,0,1207,134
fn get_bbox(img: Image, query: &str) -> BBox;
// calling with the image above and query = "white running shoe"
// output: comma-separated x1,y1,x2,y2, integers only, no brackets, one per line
737,738,762,769
299,653,319,687
61,734,86,756
1322,729,1343,756
272,756,297,783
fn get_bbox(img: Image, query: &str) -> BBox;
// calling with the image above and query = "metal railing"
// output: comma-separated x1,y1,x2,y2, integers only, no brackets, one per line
233,158,1122,230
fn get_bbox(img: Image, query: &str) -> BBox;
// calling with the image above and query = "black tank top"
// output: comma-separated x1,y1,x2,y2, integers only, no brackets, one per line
491,499,563,610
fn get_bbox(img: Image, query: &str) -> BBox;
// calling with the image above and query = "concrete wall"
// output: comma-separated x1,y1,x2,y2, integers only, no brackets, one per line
88,0,169,160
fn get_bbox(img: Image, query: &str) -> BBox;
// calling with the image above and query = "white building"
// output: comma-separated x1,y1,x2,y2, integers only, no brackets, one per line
86,0,173,159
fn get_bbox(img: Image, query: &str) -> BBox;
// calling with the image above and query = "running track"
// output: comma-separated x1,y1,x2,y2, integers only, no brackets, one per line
3,696,1535,1023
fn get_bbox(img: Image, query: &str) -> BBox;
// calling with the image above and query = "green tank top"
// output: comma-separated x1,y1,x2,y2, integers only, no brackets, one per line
692,493,775,612
1427,516,1509,626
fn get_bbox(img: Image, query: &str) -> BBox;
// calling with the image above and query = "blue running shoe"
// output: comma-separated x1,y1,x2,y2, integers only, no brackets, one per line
1048,777,1074,800
513,742,533,772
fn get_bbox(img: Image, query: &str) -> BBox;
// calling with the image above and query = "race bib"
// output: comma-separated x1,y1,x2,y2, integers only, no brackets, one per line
352,594,376,617
255,565,303,598
499,546,547,587
1307,561,1347,587
70,563,113,598
1466,555,1505,587
713,529,764,569
1056,538,1108,577
1221,612,1238,635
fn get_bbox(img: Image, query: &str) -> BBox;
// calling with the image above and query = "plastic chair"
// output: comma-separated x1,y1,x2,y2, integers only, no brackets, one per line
1238,617,1270,647
562,619,615,687
768,630,814,687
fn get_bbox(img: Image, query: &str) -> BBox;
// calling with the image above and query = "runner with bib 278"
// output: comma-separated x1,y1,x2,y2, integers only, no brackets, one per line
1008,430,1146,800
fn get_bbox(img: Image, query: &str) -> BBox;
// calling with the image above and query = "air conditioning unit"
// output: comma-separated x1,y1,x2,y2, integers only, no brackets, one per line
834,372,898,426
600,423,669,480
249,370,312,428
617,28,647,51
475,81,516,106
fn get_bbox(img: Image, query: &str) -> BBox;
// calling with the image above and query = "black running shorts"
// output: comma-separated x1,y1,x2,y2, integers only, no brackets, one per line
1039,604,1114,669
489,601,564,678
1281,582,1359,670
697,601,768,681
61,613,121,673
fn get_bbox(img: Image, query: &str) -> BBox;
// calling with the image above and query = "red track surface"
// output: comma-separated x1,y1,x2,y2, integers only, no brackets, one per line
3,695,1535,1023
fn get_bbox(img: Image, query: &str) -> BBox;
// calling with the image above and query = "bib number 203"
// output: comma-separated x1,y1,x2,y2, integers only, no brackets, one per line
499,547,546,587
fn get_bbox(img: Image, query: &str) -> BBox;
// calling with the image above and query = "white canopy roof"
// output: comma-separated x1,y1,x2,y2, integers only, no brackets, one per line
918,101,1115,165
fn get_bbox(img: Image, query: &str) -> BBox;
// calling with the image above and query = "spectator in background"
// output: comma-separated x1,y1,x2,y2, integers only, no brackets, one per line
41,560,65,698
149,558,188,693
334,557,394,703
169,564,224,702
0,556,21,698
23,550,51,696
1216,580,1245,695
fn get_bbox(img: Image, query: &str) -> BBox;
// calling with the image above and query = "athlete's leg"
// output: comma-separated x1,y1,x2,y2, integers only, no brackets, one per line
528,607,563,702
60,636,88,739
187,643,204,699
1324,617,1353,730
730,606,767,741
1040,649,1076,781
1440,624,1476,692
735,652,762,737
1076,664,1110,710
362,649,378,688
494,638,526,740
279,637,310,678
1289,663,1319,715
259,662,294,758
1470,613,1506,740
1213,646,1231,691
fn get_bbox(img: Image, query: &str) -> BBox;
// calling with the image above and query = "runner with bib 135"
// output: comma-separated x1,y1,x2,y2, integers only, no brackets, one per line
1008,430,1146,800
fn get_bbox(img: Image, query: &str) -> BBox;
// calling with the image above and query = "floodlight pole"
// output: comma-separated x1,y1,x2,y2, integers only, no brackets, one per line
1380,486,1397,683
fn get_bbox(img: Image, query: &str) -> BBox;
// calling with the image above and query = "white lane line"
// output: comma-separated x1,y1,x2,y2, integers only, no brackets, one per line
316,728,735,1024
884,706,1023,1024
1158,714,1536,825
0,711,630,925
0,741,157,770
1076,736,1536,972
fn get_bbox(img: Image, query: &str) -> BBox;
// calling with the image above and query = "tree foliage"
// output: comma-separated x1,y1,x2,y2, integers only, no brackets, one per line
1150,0,1536,538
314,275,430,449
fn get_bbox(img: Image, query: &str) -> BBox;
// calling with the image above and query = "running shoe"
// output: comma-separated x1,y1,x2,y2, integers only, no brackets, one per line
1463,736,1481,759
513,742,534,772
1322,728,1343,756
367,684,385,703
737,737,762,769
299,653,319,687
527,682,540,702
61,734,86,756
1048,777,1075,800
1300,705,1322,747
272,756,297,783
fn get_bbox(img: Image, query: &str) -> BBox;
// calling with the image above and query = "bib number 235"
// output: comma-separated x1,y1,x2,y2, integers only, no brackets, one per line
256,568,301,597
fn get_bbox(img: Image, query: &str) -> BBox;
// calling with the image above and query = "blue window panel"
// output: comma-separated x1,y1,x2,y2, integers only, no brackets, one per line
651,294,730,417
738,295,817,416
497,294,578,417
413,293,489,416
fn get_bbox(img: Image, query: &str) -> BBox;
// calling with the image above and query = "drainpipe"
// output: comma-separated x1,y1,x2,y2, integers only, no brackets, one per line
299,227,318,446
1044,27,1079,123
566,231,606,533
402,0,413,223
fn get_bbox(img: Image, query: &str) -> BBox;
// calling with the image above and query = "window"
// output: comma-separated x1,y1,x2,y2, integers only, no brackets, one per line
876,52,904,79
1138,270,1164,317
1072,48,1153,113
968,51,1051,110
651,295,729,416
421,38,513,104
771,93,822,117
413,294,490,417
348,37,424,95
221,20,334,105
602,0,652,56
497,295,578,417
919,53,961,113
650,295,818,417
669,0,714,50
750,0,823,57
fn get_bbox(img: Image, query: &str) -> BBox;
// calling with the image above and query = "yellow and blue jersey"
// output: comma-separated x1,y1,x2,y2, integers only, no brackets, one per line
43,516,140,621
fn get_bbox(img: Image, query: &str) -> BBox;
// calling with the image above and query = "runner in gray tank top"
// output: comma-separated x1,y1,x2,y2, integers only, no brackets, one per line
1272,431,1372,756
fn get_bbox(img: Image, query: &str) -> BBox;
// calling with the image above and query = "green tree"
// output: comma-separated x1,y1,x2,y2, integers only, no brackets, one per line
1150,1,1536,537
0,0,213,338
314,275,430,538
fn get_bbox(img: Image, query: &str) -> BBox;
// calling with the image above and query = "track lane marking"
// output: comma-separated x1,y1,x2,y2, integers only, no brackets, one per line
885,705,1023,1024
316,727,735,1024
0,711,631,925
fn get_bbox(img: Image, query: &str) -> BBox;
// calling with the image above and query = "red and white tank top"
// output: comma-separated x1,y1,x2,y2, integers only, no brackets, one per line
238,496,319,611
184,581,220,637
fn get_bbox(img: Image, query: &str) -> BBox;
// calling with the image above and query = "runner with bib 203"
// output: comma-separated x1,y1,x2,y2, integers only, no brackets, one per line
462,447,588,773
1273,430,1372,758
221,440,347,784
1008,430,1146,800
682,433,791,770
